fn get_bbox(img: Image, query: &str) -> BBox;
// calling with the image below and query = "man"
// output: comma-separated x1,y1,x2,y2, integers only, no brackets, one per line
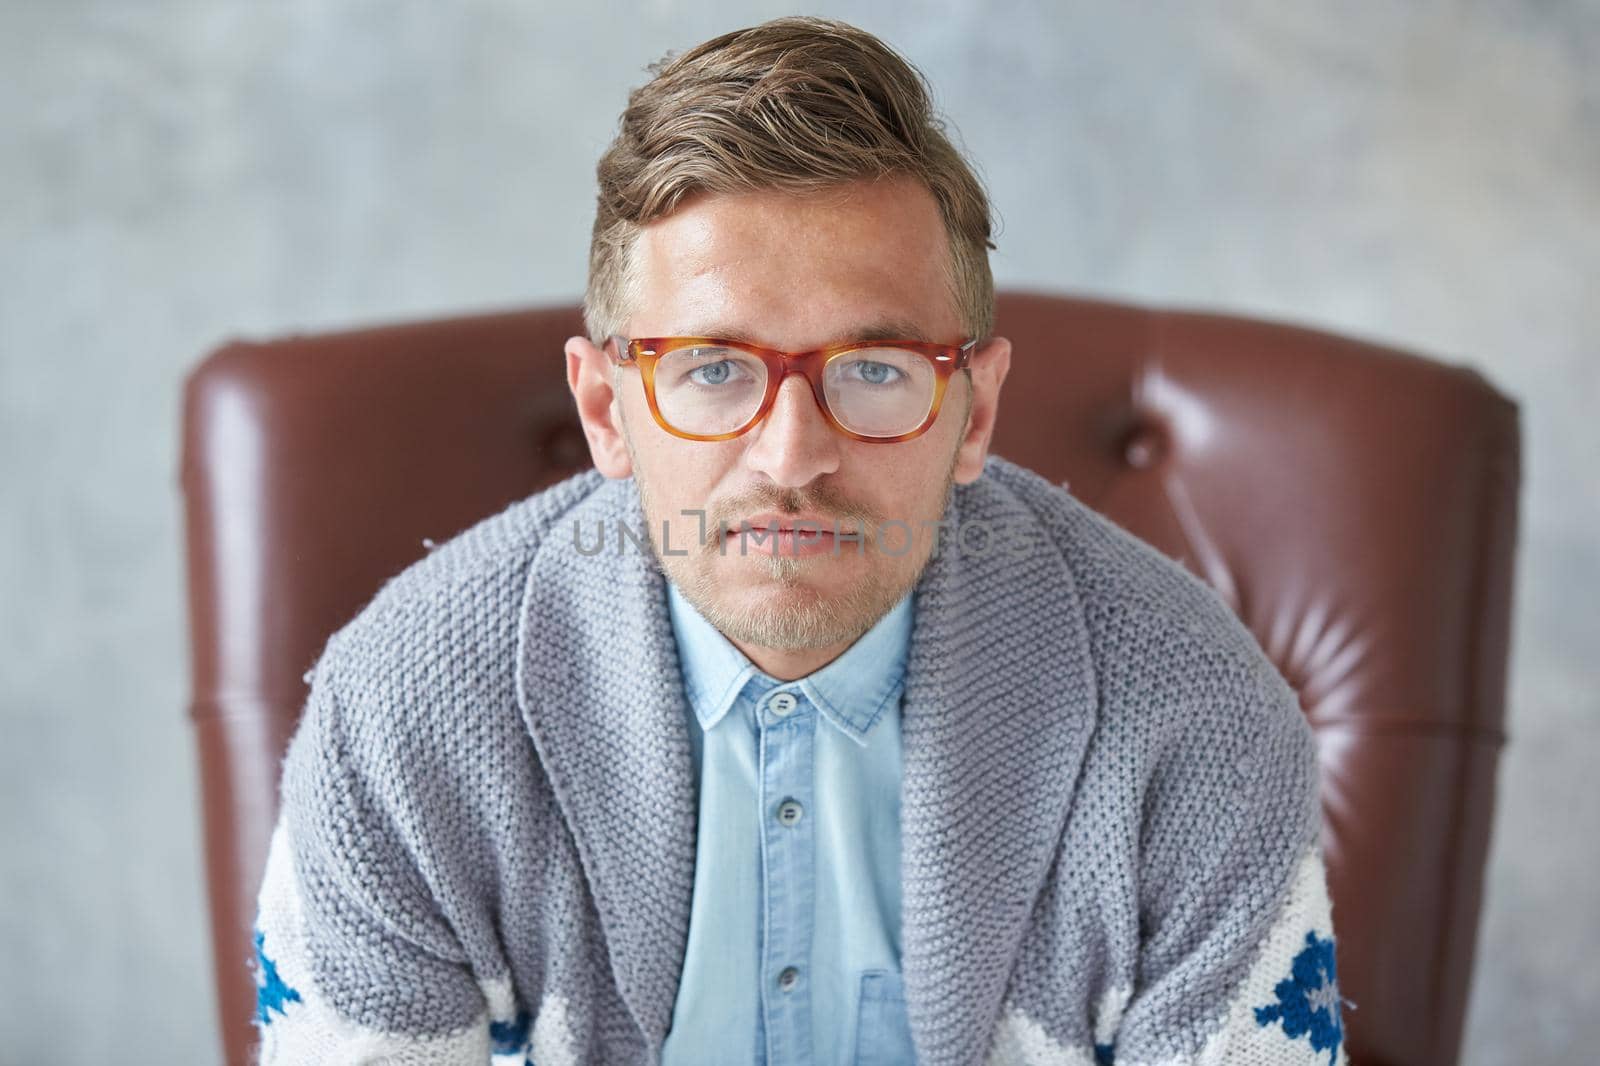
251,16,1346,1066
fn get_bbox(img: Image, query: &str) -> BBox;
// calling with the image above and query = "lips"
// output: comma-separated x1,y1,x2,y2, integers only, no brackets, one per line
732,511,850,535
719,514,851,559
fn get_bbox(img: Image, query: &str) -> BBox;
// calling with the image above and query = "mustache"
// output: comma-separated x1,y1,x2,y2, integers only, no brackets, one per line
707,482,882,533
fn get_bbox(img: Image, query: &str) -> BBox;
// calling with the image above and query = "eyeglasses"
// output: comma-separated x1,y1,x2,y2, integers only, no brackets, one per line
608,334,977,443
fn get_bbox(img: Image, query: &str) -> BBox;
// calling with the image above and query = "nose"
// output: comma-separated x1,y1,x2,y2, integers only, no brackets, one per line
742,372,842,488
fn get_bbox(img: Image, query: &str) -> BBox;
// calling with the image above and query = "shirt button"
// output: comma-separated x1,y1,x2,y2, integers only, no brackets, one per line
777,966,800,992
776,798,804,827
768,691,798,716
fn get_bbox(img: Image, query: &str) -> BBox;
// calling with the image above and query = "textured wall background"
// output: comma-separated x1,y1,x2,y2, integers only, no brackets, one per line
2,2,1595,1062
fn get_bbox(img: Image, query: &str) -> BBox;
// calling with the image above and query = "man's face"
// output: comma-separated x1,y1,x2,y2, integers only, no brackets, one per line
568,175,1009,661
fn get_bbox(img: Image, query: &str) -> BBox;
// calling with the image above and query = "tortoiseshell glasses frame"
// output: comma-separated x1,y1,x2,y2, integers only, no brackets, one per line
607,334,978,444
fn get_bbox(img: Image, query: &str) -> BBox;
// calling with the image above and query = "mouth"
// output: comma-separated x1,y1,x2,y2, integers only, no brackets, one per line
722,512,856,557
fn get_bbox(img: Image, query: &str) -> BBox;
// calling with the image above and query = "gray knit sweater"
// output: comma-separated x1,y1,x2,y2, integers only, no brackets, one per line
251,454,1347,1065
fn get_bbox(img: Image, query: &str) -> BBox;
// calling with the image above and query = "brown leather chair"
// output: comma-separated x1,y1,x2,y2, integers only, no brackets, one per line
181,292,1521,1066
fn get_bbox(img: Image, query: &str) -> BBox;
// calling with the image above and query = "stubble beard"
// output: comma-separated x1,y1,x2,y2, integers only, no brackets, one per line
623,424,960,652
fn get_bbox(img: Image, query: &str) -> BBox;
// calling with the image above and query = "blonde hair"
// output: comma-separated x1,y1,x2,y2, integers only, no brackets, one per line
583,16,996,344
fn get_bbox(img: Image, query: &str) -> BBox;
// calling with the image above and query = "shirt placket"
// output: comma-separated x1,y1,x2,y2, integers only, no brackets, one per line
756,684,816,1065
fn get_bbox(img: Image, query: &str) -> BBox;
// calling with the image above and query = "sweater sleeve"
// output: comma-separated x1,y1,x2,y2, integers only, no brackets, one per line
249,660,505,1065
1105,664,1349,1066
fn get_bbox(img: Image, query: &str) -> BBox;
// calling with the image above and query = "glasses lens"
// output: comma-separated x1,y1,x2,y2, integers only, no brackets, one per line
653,344,769,436
822,347,938,437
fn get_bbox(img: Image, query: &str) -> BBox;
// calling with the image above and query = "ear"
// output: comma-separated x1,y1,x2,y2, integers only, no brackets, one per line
951,335,1011,485
565,335,634,478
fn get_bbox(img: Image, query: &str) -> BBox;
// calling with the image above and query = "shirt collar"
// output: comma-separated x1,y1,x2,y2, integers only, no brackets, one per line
665,581,914,746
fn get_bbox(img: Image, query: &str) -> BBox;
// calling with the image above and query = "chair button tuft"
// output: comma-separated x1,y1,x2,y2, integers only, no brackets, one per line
1123,426,1165,469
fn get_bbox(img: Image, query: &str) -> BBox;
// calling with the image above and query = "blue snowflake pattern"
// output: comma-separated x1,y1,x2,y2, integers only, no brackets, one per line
253,927,303,1024
490,1009,531,1055
1253,931,1343,1065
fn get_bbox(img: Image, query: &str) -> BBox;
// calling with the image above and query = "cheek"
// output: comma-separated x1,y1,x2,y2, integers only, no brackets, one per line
853,444,954,520
639,438,738,510
935,377,972,438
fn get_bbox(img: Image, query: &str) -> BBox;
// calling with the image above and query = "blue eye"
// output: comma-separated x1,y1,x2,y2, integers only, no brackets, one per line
688,361,734,386
851,360,902,385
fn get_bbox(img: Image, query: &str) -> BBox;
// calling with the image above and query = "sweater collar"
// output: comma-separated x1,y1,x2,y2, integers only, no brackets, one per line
515,458,1098,1065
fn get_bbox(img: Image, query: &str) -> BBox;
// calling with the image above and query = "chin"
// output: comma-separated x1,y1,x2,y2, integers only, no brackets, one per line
698,557,827,604
669,554,905,652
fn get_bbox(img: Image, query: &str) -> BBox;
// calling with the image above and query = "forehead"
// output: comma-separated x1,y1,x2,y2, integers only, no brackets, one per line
629,175,961,346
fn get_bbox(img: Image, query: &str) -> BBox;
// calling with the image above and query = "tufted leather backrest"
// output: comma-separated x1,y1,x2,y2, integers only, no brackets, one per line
180,292,1521,1066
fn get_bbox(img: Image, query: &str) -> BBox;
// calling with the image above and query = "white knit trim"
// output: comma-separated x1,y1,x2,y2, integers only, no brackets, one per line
483,980,577,1064
986,849,1343,1066
482,975,525,1065
1094,984,1132,1047
480,974,517,1021
1131,847,1348,1066
530,994,580,1066
252,817,491,1065
985,1005,1102,1066
982,983,1132,1064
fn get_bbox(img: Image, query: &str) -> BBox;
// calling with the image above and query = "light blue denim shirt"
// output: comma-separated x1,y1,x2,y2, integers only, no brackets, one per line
659,580,916,1066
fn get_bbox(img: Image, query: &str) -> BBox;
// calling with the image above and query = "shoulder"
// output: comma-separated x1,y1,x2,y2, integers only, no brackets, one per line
301,468,612,762
971,454,1269,667
972,454,1318,828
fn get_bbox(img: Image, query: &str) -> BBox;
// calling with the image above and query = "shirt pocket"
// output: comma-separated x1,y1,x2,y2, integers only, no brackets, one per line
853,969,917,1066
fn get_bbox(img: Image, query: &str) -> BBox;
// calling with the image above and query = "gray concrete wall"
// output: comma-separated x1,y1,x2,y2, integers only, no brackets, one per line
2,2,1594,1062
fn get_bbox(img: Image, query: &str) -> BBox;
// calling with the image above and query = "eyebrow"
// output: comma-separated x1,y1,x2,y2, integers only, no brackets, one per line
676,320,933,347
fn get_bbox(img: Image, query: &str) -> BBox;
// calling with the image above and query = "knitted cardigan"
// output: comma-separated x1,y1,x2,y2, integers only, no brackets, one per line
251,454,1347,1065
